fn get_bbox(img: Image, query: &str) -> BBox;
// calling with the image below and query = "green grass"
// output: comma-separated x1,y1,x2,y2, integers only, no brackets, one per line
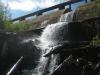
9,9,65,32
76,0,100,21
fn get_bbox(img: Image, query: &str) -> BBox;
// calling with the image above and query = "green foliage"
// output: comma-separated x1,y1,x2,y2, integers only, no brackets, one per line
0,0,11,29
9,21,36,32
96,3,100,16
75,0,100,21
10,9,65,32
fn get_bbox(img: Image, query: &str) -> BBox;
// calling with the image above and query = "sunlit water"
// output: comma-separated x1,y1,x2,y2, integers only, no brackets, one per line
32,11,73,75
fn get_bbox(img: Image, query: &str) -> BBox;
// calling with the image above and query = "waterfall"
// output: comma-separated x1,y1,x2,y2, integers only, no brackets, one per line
59,11,73,22
39,22,69,50
40,20,49,28
32,11,73,75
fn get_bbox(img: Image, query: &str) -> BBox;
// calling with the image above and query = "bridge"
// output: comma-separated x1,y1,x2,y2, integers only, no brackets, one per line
12,0,88,22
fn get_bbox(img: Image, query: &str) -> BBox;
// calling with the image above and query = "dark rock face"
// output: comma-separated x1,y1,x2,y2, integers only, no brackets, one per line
51,45,100,75
0,29,42,75
38,18,100,75
67,22,92,41
73,0,100,39
0,17,99,75
73,17,100,39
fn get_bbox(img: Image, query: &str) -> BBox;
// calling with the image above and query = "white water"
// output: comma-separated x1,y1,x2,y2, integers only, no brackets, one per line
59,11,73,22
41,20,49,28
39,22,69,50
32,11,73,75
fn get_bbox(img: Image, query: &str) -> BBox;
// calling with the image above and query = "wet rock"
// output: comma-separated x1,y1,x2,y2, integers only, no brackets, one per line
0,30,41,75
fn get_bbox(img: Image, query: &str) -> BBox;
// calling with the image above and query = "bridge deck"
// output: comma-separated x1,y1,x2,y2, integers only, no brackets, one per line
12,0,85,22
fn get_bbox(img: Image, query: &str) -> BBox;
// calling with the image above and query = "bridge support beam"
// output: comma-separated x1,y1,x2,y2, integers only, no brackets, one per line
20,18,25,21
36,13,43,16
59,6,65,10
12,0,85,22
85,0,88,3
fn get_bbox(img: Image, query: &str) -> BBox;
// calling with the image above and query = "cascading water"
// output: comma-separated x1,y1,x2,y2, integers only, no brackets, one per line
59,11,73,22
32,11,73,75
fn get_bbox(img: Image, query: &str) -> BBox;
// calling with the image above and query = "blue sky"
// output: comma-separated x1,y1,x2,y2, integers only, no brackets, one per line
1,0,86,19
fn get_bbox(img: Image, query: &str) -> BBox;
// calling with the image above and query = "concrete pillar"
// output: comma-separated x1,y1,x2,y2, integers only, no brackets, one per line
67,0,72,10
85,0,88,3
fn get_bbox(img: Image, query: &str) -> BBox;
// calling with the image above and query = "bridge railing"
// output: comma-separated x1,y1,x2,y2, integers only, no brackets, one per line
12,0,87,22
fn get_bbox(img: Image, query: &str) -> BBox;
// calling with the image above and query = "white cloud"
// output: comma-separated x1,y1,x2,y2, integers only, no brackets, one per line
2,0,61,11
8,0,37,11
39,0,57,8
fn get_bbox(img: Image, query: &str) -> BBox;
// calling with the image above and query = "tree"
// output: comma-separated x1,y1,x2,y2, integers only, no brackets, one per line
0,0,11,29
